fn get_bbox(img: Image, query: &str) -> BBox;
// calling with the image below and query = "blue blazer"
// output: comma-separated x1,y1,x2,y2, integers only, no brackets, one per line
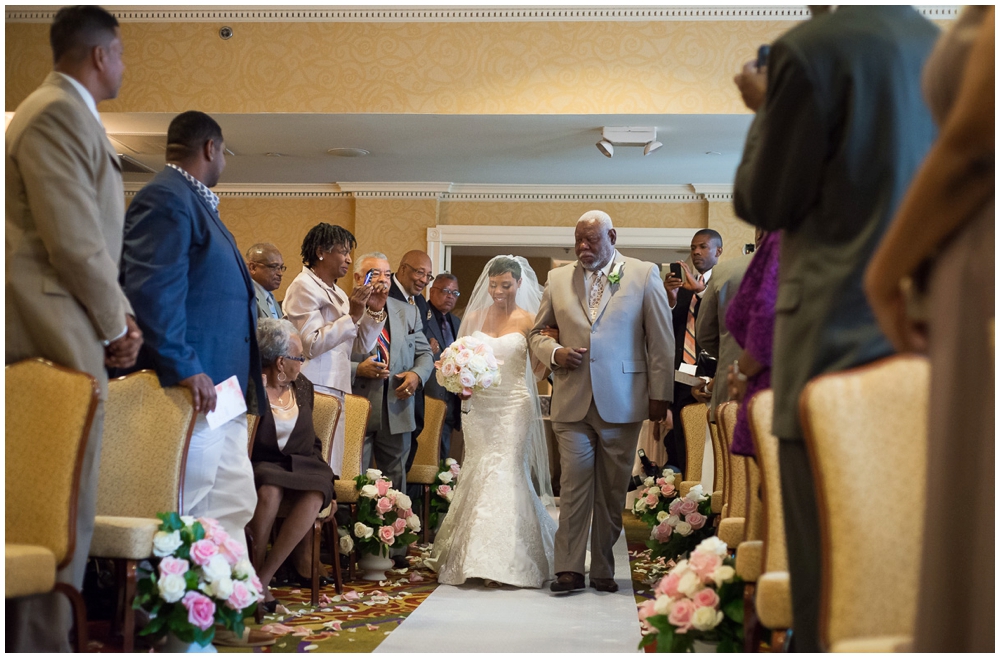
120,167,264,411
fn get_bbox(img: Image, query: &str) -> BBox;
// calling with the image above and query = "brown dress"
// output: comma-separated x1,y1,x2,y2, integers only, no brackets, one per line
252,375,336,508
914,7,994,652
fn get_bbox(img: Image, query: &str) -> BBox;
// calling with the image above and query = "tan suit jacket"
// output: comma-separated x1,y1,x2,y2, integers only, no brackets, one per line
529,254,674,424
5,72,129,394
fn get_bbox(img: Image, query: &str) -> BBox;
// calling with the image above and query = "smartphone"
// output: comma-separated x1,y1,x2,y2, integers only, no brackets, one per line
363,268,375,286
669,262,683,280
757,44,771,69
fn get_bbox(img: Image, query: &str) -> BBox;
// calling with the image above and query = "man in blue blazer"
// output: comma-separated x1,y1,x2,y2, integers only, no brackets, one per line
121,111,264,559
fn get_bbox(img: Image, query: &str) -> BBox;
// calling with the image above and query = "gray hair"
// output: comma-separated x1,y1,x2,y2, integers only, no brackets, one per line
433,272,458,285
355,251,389,269
577,210,614,231
257,318,299,366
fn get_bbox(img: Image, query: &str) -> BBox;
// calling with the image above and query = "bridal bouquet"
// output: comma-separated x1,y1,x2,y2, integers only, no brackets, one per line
352,469,420,556
428,458,461,529
435,335,502,397
647,485,714,562
133,513,264,647
638,537,743,653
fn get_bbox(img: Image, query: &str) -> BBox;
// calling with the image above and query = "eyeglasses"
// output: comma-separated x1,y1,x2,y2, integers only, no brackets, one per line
402,263,434,282
254,262,287,273
433,288,461,298
282,355,305,362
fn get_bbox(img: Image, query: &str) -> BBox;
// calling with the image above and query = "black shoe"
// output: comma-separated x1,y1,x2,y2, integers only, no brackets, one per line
260,599,278,614
590,578,619,593
287,569,334,588
550,572,585,593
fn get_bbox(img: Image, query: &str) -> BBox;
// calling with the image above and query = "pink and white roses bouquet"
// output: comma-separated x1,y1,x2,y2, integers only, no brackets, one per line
638,537,743,652
646,485,714,562
352,469,420,556
631,468,680,523
428,458,461,530
134,512,264,647
435,335,502,397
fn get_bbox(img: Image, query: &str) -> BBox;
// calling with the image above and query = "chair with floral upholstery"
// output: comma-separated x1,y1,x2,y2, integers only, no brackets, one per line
5,358,100,653
678,403,707,497
405,396,447,543
89,370,196,652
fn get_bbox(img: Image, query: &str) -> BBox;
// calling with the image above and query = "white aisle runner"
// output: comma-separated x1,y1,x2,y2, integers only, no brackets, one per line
375,522,641,653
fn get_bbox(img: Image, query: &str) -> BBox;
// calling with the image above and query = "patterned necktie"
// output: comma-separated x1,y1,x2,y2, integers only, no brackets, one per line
407,296,415,305
588,271,605,321
683,289,700,365
376,325,390,367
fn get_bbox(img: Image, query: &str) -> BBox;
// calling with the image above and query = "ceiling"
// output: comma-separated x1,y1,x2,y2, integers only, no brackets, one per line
103,111,754,187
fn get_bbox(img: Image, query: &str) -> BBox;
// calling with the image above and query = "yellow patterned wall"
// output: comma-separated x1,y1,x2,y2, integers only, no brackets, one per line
707,200,756,262
7,19,794,114
353,197,440,273
439,200,706,228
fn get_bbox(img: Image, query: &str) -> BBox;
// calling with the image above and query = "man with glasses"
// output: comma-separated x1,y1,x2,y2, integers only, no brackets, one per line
246,242,286,319
424,273,463,460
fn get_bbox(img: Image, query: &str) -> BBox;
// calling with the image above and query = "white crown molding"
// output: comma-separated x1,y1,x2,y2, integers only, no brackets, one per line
690,183,734,201
336,181,452,198
444,183,700,201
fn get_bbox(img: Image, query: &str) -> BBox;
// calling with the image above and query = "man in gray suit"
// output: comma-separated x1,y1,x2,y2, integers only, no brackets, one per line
733,6,938,650
5,6,143,651
246,242,285,320
530,210,673,593
351,252,434,562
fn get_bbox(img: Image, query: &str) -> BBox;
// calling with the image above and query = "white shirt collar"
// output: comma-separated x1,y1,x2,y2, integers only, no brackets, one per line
697,267,713,298
588,250,620,279
54,72,101,124
393,275,413,301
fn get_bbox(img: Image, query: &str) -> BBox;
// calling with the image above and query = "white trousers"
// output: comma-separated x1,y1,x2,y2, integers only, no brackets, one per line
183,414,256,554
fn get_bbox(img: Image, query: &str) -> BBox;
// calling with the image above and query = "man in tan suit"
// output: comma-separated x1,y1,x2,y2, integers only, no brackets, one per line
5,6,142,651
530,210,673,593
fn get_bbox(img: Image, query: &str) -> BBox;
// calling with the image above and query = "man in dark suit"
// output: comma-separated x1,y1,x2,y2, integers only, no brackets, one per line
121,111,265,562
390,250,433,464
662,229,722,473
423,273,463,460
732,6,938,650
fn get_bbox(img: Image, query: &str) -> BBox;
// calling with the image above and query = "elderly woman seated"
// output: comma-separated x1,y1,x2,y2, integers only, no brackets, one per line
248,318,337,610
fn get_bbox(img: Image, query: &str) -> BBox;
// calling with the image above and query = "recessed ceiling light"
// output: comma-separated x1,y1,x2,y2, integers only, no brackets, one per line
705,151,722,155
327,148,370,157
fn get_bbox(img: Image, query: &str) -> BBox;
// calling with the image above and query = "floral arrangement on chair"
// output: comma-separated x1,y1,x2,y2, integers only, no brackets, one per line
646,485,714,562
638,537,744,653
632,468,680,522
428,458,461,529
351,469,420,556
435,335,502,397
133,513,264,647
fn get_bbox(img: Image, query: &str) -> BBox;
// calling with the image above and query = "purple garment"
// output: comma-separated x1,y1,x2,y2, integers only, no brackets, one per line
725,232,781,456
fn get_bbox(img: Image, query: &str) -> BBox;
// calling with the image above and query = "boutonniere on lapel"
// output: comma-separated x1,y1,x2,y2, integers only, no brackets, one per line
606,261,624,289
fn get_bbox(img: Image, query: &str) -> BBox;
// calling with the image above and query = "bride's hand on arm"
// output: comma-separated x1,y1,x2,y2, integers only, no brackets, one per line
538,325,559,342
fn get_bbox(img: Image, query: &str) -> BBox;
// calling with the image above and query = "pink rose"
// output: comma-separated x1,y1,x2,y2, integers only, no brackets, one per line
656,477,667,487
668,598,696,633
474,343,488,355
668,498,683,514
181,591,216,631
661,483,676,496
400,508,413,519
652,522,673,543
687,512,707,530
437,484,452,497
392,518,407,536
692,587,720,609
689,551,723,581
226,580,257,611
376,497,393,515
375,479,391,497
458,370,476,388
677,498,698,516
378,525,396,545
249,574,263,596
637,599,658,628
189,539,218,566
454,349,473,366
219,537,245,565
159,556,189,577
449,463,461,477
644,494,658,506
656,572,681,598
441,361,458,377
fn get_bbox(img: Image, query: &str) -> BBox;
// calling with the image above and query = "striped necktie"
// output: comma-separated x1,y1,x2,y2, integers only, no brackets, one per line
376,326,390,367
682,292,699,365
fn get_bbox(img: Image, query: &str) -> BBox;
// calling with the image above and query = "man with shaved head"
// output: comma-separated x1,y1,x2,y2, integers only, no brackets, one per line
246,242,285,319
530,210,674,593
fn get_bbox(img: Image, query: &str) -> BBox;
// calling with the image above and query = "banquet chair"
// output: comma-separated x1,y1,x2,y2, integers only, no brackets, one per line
6,358,100,653
717,402,746,549
708,420,724,514
800,355,929,652
406,396,447,543
749,390,792,651
247,413,260,455
678,403,707,497
90,370,196,652
335,394,372,579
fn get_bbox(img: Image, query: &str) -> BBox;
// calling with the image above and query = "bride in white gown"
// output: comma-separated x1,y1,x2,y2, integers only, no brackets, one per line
428,255,557,588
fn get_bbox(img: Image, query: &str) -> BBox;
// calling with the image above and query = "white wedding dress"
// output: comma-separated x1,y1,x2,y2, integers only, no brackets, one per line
428,331,557,588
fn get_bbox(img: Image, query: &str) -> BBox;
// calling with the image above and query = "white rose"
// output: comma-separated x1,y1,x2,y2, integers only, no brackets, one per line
661,470,676,484
445,458,457,466
152,530,183,557
634,498,648,513
360,484,379,498
366,469,383,480
157,573,187,603
656,511,669,523
233,558,254,579
180,515,196,526
444,489,454,502
458,370,476,388
438,471,454,484
653,595,673,616
675,521,693,537
647,486,660,496
686,484,706,502
711,565,736,587
406,514,421,532
677,571,702,597
666,514,680,527
643,477,655,487
339,533,355,554
692,606,724,631
697,536,729,557
202,553,232,583
354,522,374,539
208,576,234,600
395,493,412,511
